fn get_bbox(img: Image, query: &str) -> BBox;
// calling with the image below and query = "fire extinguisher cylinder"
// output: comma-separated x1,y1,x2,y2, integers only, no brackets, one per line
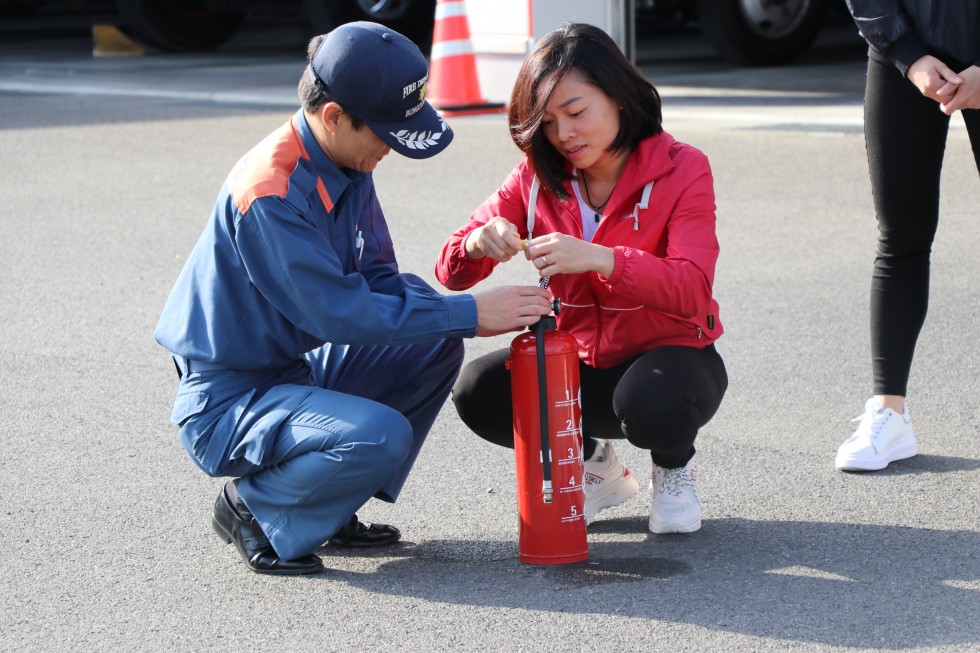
508,315,588,564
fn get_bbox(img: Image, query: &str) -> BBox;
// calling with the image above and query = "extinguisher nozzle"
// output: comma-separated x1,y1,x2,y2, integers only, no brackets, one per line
542,481,553,504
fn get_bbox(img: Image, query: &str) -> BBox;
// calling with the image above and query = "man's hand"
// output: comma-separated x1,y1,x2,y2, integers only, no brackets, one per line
941,65,980,114
464,217,525,262
472,285,553,336
907,55,962,103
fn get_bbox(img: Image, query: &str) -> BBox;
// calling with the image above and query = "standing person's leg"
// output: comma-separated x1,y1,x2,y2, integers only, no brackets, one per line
837,59,949,471
866,59,949,400
611,345,728,533
962,108,980,171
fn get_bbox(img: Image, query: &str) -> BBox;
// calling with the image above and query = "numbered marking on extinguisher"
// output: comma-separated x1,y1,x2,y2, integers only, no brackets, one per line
559,475,583,494
561,504,585,523
557,417,580,439
558,446,579,466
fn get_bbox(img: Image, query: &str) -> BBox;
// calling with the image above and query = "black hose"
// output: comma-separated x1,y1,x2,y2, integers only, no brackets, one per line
534,318,553,503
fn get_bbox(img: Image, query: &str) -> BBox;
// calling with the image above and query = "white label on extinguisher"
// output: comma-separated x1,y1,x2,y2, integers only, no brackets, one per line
558,447,579,466
560,476,583,494
561,504,585,522
557,418,579,439
554,388,577,408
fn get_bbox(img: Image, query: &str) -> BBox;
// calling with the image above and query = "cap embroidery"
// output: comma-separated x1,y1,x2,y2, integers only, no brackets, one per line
402,74,427,99
390,118,448,151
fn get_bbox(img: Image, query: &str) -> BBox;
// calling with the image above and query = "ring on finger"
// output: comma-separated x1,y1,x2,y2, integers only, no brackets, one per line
542,256,548,265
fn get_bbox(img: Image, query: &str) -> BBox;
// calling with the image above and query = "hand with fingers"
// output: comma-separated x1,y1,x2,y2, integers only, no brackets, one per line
523,232,615,278
940,65,980,115
907,55,963,104
472,285,553,337
464,216,525,262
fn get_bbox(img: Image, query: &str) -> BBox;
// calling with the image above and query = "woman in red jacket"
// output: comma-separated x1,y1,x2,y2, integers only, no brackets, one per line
435,22,727,534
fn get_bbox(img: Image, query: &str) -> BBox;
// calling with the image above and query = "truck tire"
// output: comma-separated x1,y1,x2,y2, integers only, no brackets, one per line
115,0,244,52
0,1,47,17
697,0,827,66
303,0,436,55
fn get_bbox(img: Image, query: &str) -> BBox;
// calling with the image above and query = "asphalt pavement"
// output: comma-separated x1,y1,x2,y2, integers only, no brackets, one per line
1,23,978,653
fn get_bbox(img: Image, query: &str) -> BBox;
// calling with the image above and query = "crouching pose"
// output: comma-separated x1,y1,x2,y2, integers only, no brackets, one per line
156,22,552,575
435,23,728,533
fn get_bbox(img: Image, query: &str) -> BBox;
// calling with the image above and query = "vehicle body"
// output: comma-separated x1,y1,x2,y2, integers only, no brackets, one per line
0,0,439,52
4,0,847,66
639,0,849,65
116,0,439,53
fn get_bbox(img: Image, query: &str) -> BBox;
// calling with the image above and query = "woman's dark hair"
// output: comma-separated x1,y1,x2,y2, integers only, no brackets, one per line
509,22,662,199
298,34,365,130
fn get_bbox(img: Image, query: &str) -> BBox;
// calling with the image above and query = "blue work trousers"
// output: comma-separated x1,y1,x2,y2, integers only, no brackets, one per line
170,338,464,561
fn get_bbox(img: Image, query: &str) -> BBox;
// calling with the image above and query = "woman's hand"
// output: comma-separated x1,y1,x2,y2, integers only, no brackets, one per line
464,216,525,262
524,232,615,278
941,65,980,114
907,55,963,103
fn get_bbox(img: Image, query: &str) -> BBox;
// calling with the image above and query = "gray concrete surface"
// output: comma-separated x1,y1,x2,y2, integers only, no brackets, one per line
1,24,978,653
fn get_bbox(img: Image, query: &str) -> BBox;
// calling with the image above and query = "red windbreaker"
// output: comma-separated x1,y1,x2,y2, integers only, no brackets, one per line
435,130,723,368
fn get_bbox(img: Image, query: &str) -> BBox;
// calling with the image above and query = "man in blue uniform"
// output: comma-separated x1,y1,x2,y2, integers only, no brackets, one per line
155,22,552,575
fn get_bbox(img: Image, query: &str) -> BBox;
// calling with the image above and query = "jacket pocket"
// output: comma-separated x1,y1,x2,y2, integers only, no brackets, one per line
170,391,210,427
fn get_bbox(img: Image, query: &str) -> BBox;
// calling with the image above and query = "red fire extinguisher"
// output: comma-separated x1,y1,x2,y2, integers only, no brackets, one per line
507,304,588,565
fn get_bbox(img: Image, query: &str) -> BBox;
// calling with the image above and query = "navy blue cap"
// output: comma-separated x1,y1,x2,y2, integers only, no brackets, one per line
310,21,453,159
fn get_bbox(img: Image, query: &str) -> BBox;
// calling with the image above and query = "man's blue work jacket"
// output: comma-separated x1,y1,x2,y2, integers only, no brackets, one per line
155,110,477,370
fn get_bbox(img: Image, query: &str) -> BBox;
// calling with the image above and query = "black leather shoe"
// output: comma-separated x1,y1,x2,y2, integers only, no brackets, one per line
328,514,401,548
212,483,324,575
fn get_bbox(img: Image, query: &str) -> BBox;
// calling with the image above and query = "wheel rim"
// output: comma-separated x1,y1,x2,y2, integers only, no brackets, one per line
356,0,414,21
738,0,812,39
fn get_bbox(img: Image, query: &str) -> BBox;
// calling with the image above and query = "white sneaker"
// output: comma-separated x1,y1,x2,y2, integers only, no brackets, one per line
648,462,701,534
835,398,917,471
583,440,640,524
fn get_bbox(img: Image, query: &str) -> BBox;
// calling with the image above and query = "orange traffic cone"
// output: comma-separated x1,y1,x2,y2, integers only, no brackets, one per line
427,0,505,116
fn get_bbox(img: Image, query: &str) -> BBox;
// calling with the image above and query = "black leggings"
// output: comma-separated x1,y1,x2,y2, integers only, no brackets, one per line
864,58,980,395
451,344,728,470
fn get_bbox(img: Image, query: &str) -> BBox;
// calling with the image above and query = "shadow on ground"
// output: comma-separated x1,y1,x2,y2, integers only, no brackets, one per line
317,516,980,649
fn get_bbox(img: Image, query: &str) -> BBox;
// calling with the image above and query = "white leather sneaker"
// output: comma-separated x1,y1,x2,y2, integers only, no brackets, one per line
835,398,917,471
583,440,640,524
648,462,701,534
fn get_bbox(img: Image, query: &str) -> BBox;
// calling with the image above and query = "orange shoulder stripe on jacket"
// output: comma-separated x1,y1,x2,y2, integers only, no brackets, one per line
229,116,335,215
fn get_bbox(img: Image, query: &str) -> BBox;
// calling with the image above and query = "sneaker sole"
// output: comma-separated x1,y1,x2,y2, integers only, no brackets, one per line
585,473,641,523
835,437,918,472
648,512,701,534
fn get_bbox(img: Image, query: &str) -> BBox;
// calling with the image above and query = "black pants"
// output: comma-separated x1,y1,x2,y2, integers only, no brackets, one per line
451,344,728,470
864,59,980,396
